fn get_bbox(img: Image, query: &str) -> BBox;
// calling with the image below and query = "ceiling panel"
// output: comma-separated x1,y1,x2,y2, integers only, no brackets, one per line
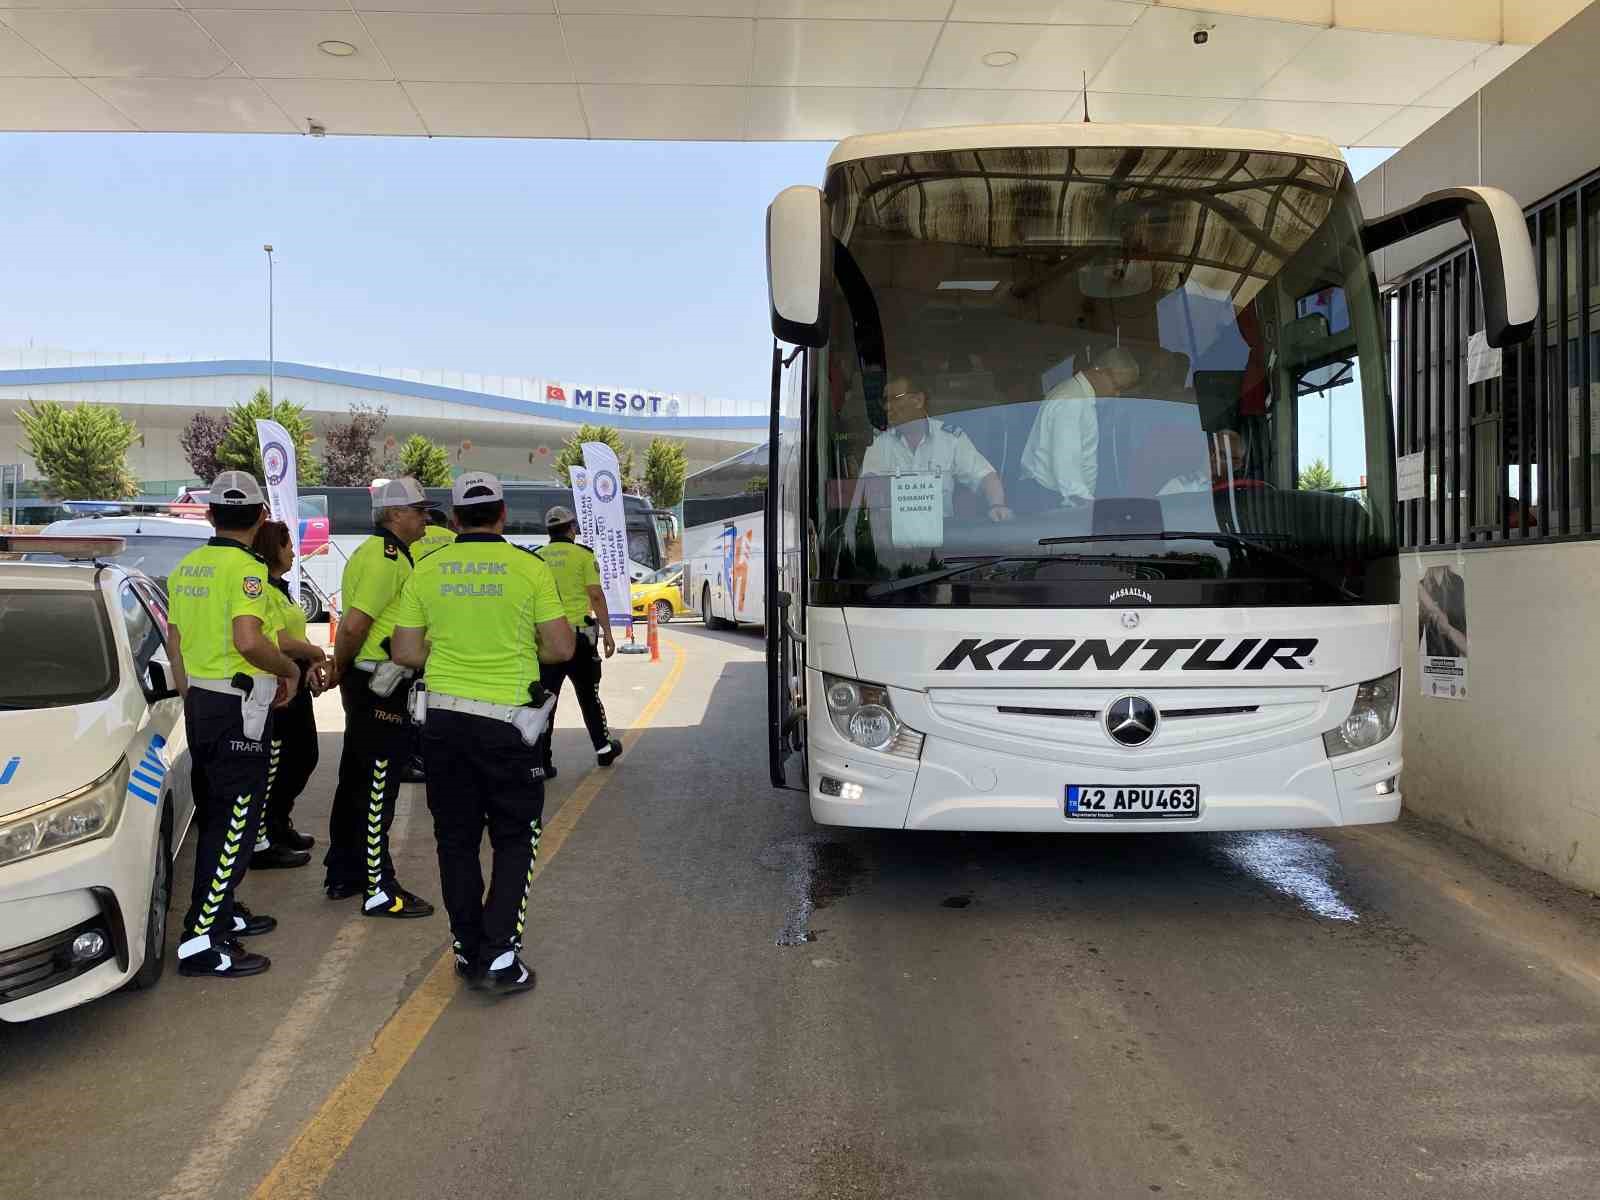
1258,28,1486,107
923,22,1127,90
85,77,294,131
756,1,948,16
753,18,940,87
193,12,392,80
258,79,425,134
746,84,909,138
0,0,182,9
564,15,753,85
902,86,1073,128
0,21,63,74
562,0,754,13
0,77,134,129
947,0,1141,25
1091,6,1318,97
402,80,585,135
1225,98,1400,145
1155,0,1329,21
1413,43,1530,108
1349,104,1449,148
354,0,554,11
1067,90,1240,125
1,11,233,77
582,83,747,138
1335,0,1499,42
1502,0,1590,44
362,14,570,83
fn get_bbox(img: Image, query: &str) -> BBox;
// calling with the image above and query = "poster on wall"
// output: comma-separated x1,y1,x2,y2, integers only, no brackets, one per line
1418,564,1468,699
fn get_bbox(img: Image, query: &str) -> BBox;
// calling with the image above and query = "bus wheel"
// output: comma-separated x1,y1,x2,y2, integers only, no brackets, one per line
298,585,323,624
701,586,721,630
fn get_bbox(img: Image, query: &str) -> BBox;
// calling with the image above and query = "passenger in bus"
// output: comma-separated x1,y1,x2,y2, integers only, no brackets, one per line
860,374,1013,521
1015,346,1140,510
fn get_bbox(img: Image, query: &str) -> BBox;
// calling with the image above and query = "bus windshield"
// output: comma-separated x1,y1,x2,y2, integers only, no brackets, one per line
814,145,1397,608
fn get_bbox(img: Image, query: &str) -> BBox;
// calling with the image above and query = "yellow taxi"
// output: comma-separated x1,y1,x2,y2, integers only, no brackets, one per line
630,564,685,625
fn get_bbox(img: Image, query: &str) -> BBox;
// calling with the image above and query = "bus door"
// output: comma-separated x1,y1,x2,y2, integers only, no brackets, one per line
767,343,806,791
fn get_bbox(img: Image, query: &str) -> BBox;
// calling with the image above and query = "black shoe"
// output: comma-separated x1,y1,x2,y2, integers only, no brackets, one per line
482,953,536,996
178,939,271,978
325,880,362,900
362,886,435,919
251,844,312,870
404,756,426,784
231,902,277,937
596,739,623,767
274,823,315,852
453,944,486,987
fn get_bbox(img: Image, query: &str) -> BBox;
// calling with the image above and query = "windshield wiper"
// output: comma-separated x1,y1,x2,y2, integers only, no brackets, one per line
866,556,1054,599
1037,530,1359,602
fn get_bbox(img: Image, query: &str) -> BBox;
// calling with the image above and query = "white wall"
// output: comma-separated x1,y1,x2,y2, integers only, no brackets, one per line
1401,545,1600,893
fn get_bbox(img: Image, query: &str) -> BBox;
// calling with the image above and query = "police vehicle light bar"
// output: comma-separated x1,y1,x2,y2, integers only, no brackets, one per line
0,534,128,558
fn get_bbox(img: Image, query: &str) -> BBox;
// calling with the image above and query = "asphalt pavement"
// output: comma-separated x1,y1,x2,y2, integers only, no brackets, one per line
3,621,1599,1200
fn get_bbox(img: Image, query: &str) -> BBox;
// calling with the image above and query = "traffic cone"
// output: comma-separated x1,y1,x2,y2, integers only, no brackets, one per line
647,603,660,663
327,597,339,647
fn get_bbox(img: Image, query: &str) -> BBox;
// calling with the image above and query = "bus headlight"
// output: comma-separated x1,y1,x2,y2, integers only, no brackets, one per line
1323,670,1400,757
823,673,919,756
0,758,130,868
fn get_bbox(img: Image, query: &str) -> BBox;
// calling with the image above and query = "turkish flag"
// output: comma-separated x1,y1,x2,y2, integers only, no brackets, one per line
546,384,566,403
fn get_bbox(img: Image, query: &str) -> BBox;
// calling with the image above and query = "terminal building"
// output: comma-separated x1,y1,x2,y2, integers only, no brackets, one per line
0,347,766,496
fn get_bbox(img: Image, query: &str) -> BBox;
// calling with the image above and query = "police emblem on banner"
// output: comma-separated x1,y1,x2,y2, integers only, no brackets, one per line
242,575,263,598
594,470,619,503
262,441,290,487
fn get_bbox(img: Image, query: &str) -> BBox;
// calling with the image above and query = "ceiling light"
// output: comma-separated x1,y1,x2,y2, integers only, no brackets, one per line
982,50,1019,68
318,39,357,57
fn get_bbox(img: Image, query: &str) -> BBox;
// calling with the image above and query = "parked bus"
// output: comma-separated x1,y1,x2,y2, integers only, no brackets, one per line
763,122,1535,832
683,444,767,628
295,482,668,619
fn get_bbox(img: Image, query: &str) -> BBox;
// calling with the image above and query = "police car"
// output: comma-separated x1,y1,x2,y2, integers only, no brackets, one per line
0,535,194,1021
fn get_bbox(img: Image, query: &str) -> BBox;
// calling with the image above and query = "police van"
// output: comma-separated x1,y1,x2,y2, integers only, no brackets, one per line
0,535,194,1021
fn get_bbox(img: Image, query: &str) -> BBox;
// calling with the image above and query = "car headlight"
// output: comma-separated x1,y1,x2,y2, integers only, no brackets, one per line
822,673,922,758
1323,670,1400,757
0,758,130,868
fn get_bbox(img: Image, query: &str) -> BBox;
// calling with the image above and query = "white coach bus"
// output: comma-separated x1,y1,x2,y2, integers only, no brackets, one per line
683,443,766,628
763,123,1535,832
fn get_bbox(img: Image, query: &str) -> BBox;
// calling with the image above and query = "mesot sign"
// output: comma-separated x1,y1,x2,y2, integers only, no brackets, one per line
545,383,683,417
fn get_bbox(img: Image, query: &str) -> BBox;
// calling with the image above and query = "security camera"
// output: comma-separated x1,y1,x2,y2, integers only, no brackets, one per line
1192,27,1210,46
307,119,327,138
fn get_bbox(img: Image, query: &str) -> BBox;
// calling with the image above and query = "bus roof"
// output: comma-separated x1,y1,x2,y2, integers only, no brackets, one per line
826,123,1343,171
686,442,767,481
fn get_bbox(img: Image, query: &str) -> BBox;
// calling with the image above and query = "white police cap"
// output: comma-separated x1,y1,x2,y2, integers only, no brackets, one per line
209,470,266,506
452,471,505,506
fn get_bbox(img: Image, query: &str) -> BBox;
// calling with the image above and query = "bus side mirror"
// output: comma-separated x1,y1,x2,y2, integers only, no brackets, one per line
1362,186,1537,348
766,186,833,349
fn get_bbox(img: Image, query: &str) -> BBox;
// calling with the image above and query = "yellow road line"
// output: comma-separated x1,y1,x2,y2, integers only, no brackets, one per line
250,639,688,1200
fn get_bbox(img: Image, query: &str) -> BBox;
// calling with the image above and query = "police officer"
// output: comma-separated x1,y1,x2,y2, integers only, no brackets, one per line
413,506,458,561
322,477,435,918
390,472,574,994
165,471,301,978
537,505,622,778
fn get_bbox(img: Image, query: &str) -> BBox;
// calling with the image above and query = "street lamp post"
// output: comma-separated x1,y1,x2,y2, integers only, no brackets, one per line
263,244,275,403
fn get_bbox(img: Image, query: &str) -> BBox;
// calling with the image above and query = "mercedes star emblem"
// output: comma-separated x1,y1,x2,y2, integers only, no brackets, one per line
1121,610,1140,629
1105,695,1158,747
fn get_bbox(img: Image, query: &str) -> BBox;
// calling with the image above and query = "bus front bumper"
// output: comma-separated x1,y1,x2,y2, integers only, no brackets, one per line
808,725,1401,833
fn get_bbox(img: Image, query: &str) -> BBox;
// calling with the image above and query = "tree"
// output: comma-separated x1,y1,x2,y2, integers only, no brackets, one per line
217,388,323,484
642,437,688,509
321,402,391,486
396,434,453,487
552,424,639,492
19,400,141,499
179,412,228,484
1297,458,1338,492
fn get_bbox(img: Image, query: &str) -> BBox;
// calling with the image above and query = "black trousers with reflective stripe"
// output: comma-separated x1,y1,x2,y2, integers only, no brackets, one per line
541,633,610,760
261,665,317,845
181,688,271,944
326,672,409,895
422,709,545,964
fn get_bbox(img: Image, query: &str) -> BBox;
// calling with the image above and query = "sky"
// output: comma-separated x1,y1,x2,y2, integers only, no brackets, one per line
0,135,1396,415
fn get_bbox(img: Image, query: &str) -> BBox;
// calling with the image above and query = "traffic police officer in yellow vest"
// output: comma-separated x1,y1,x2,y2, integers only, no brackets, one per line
323,476,435,918
391,472,574,994
413,507,458,561
537,506,622,778
165,471,301,978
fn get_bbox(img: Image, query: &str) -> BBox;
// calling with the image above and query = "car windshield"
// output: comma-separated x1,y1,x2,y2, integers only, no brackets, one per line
0,590,116,709
25,534,200,593
815,144,1397,608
